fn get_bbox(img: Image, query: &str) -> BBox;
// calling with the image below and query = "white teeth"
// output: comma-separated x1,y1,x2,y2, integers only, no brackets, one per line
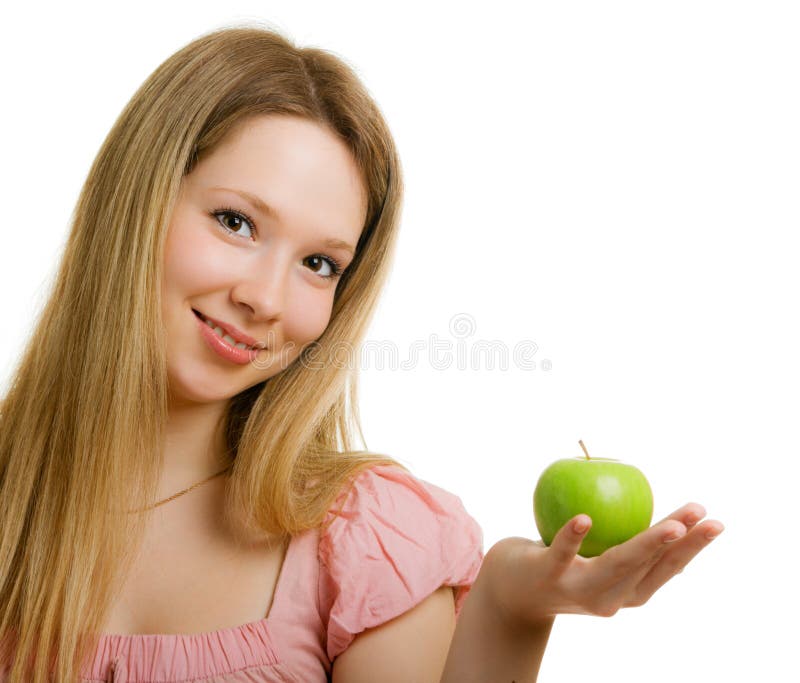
200,314,256,351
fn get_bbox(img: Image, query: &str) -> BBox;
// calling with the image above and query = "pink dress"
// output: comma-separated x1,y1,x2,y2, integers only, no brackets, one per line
69,464,484,682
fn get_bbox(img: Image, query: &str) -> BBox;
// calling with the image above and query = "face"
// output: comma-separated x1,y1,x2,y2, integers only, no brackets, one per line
161,114,367,408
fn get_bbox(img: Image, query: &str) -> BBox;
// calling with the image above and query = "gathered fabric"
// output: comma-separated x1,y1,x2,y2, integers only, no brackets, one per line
26,465,484,683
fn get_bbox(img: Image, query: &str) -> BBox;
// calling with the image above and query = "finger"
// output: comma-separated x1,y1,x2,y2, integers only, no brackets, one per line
583,516,714,615
593,517,688,585
632,519,725,606
599,541,672,607
611,502,707,579
655,502,707,531
546,514,592,577
601,502,706,579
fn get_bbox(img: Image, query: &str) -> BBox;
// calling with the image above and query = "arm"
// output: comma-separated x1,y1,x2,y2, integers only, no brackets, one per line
333,500,721,682
442,502,722,682
332,495,722,682
332,551,554,683
440,562,554,683
331,585,457,682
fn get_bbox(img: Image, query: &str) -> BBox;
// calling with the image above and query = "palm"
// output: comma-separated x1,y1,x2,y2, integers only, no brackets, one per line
484,503,724,626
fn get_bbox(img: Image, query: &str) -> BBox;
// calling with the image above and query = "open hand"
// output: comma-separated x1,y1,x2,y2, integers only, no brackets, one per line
483,503,725,626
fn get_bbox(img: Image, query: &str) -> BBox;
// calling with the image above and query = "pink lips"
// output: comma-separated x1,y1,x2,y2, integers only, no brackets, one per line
192,310,266,349
194,310,263,365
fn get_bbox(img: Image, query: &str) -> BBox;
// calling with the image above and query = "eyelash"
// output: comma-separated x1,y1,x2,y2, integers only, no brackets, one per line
210,206,345,280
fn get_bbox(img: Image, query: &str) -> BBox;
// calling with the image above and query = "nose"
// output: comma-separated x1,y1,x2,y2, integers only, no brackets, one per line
232,257,289,324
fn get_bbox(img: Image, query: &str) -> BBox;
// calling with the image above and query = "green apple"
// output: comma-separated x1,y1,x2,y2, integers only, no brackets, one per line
533,441,654,558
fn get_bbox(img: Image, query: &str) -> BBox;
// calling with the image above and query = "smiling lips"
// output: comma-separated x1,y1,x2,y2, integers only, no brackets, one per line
193,310,265,366
192,309,266,365
192,309,266,350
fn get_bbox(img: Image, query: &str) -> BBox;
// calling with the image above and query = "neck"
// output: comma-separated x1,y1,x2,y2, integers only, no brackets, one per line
160,397,231,500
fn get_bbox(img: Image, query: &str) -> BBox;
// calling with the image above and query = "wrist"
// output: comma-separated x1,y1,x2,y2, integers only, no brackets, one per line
443,551,555,683
480,538,557,631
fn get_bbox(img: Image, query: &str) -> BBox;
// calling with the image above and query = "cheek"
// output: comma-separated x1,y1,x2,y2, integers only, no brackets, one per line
283,290,335,346
163,222,229,295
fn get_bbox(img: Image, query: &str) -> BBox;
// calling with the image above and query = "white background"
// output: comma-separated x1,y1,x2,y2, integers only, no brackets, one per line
1,1,797,680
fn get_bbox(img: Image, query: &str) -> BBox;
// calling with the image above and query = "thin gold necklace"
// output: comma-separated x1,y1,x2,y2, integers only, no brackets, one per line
129,463,233,513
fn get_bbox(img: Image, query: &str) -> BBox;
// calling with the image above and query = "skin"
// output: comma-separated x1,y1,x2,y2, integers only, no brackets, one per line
154,114,726,680
333,504,725,681
484,503,725,624
158,113,366,498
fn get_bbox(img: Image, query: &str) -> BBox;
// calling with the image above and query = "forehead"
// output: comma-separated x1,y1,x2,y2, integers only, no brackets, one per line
188,115,367,241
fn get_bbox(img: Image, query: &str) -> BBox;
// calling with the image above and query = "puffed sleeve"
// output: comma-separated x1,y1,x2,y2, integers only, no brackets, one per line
317,464,485,662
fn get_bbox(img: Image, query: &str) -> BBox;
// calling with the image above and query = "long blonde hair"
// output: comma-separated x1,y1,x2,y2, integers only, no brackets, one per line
0,22,407,682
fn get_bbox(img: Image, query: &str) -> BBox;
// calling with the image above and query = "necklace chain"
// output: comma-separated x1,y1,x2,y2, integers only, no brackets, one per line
128,463,233,513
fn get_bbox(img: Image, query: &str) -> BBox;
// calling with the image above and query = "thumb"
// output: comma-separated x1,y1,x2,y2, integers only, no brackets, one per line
547,514,591,575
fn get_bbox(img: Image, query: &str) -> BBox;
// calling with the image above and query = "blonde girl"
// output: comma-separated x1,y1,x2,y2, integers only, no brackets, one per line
0,23,723,683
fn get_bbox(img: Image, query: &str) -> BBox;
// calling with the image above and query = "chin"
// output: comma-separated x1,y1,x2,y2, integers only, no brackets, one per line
166,366,240,406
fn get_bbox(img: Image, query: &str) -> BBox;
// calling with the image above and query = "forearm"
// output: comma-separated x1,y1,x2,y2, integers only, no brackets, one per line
440,569,554,683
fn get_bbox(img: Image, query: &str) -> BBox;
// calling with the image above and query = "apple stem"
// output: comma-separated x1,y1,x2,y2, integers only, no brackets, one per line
579,440,591,460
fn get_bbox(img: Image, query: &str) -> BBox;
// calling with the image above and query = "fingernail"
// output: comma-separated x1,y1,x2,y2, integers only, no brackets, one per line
574,517,590,534
663,532,681,543
706,526,724,540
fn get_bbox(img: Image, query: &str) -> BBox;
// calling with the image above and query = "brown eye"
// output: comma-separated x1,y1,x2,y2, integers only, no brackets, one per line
304,255,343,280
212,208,255,239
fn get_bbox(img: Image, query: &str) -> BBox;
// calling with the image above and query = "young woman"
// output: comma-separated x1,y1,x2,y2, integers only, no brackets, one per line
0,24,723,683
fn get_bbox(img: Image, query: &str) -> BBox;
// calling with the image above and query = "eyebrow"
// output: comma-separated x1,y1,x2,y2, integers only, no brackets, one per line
209,186,356,256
